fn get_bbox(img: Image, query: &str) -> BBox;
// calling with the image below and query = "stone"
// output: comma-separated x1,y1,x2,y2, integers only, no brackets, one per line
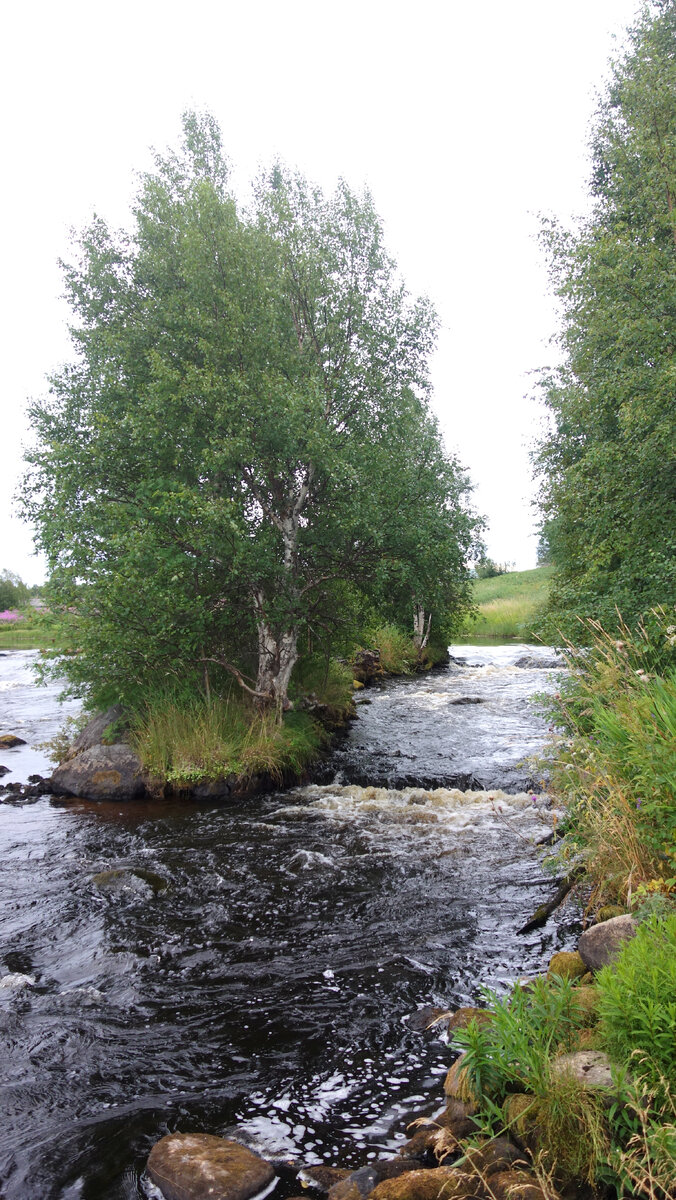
368,1167,483,1200
0,972,36,990
546,951,587,982
0,765,9,776
550,1049,614,1089
514,656,562,670
407,1005,450,1033
50,743,148,801
597,905,626,922
570,985,600,1024
462,1139,530,1178
447,1006,493,1033
68,705,127,757
299,1166,352,1192
578,915,638,971
443,1056,476,1103
502,1095,541,1154
449,697,484,705
328,1162,421,1200
92,867,169,895
0,734,26,748
147,1133,275,1200
488,1171,552,1199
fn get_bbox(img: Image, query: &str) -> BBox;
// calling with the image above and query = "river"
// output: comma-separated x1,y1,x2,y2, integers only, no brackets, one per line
0,645,576,1200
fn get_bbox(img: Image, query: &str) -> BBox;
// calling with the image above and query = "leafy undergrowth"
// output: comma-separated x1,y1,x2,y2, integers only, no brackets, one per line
361,623,448,674
453,928,676,1196
539,607,676,909
464,565,553,639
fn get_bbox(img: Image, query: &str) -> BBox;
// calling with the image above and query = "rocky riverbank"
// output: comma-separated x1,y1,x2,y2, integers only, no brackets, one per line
142,912,639,1200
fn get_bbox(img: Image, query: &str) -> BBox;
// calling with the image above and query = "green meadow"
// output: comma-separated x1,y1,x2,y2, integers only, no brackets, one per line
465,564,554,640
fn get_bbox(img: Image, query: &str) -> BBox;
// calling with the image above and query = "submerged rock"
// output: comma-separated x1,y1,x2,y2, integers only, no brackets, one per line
92,867,169,895
147,1133,275,1200
50,743,148,802
514,656,562,670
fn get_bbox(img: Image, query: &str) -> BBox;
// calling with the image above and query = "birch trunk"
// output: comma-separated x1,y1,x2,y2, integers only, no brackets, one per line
412,604,432,651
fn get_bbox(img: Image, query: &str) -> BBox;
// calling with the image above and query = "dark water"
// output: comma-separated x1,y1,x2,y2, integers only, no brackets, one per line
0,646,575,1200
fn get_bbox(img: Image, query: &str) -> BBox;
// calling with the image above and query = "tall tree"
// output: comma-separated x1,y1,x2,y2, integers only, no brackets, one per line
23,114,478,711
533,1,676,635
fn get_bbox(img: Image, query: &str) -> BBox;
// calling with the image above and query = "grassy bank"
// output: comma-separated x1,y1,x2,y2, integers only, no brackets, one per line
464,565,553,639
130,658,355,789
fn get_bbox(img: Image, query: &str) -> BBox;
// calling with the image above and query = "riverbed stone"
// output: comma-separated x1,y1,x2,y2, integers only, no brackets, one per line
50,743,148,801
550,1049,614,1089
447,1006,493,1033
444,1055,477,1103
578,914,638,971
488,1171,552,1200
300,1166,352,1192
92,867,169,895
547,951,587,982
462,1139,530,1178
368,1167,484,1200
147,1133,275,1200
0,734,26,748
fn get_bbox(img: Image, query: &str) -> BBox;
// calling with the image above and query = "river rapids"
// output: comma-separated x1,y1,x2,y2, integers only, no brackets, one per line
0,644,577,1200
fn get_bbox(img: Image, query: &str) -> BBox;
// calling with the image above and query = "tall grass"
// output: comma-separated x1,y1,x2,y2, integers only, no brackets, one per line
541,608,676,907
132,692,324,788
465,565,553,639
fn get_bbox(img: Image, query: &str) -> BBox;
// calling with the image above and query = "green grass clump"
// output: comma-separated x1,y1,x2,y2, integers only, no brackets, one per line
597,914,676,1097
132,692,324,787
365,623,420,674
465,565,553,639
290,655,354,708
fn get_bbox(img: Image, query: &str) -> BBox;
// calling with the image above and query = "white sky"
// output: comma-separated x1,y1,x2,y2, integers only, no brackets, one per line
1,0,640,585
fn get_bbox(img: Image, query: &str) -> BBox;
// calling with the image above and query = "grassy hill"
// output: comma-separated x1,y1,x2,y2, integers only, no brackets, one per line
464,564,554,640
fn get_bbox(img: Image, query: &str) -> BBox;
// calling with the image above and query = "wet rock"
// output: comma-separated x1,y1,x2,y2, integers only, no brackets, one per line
368,1167,483,1200
546,951,587,982
299,1166,352,1192
449,697,484,706
190,777,237,801
407,1005,450,1033
550,1049,614,1089
0,765,9,777
92,867,169,895
69,705,127,757
578,914,638,971
447,1006,493,1034
514,656,562,670
147,1132,275,1200
50,743,148,801
328,1161,424,1200
0,734,26,748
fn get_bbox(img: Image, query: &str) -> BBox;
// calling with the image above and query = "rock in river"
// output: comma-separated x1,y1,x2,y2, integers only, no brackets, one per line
147,1133,275,1200
50,743,148,801
578,914,638,972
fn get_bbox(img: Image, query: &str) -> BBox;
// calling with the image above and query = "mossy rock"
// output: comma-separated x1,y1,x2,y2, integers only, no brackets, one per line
597,905,626,922
502,1094,542,1154
444,1056,478,1103
547,951,586,982
570,985,600,1025
447,1006,494,1033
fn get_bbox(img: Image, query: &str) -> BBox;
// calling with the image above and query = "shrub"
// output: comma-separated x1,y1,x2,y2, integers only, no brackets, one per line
597,914,676,1097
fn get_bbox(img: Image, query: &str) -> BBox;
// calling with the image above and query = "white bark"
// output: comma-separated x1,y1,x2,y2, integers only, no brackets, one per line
413,604,432,651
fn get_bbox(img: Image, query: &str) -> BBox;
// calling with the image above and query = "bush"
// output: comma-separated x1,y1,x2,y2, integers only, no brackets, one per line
597,914,676,1097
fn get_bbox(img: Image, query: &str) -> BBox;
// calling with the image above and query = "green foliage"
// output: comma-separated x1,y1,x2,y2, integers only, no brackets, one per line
539,608,676,903
454,978,609,1185
465,565,553,639
533,1,676,636
290,654,353,709
0,569,29,611
597,914,676,1097
365,623,420,674
454,976,587,1104
21,112,480,713
474,557,511,580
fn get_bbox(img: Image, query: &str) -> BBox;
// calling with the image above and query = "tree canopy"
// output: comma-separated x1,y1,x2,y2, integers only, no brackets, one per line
533,0,676,636
23,114,480,711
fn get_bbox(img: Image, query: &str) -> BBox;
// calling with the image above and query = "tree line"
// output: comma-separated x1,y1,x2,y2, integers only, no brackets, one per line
534,0,676,636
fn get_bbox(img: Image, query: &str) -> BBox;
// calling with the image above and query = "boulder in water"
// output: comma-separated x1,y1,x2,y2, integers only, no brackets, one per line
50,743,148,801
0,734,26,748
147,1132,275,1200
68,705,128,758
514,656,561,670
92,867,169,895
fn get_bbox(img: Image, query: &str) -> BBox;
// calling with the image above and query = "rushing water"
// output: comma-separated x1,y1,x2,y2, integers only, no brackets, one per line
0,645,575,1200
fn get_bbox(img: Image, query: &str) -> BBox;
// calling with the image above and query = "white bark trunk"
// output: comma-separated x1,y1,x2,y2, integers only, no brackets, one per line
413,604,432,651
253,591,299,718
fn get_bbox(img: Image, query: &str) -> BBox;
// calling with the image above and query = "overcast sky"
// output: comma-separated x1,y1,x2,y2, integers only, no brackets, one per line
2,0,641,584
